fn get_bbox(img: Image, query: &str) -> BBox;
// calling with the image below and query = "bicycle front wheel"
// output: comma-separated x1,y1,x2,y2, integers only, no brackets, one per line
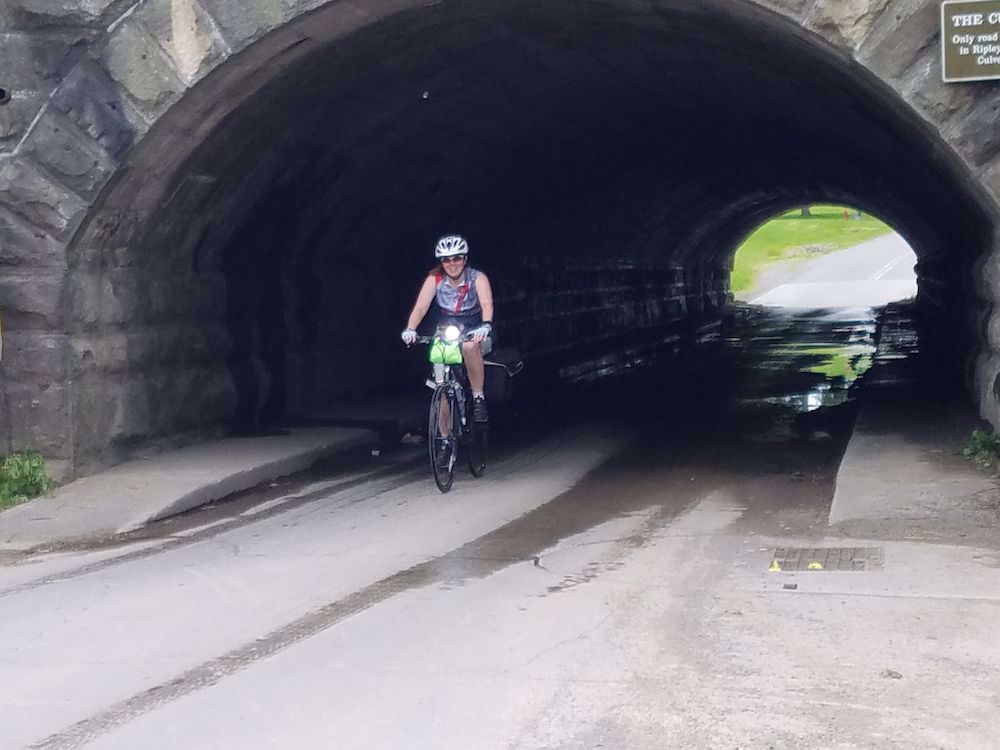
429,386,458,492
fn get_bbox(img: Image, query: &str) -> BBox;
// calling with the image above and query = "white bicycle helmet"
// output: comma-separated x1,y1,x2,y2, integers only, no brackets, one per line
434,235,469,259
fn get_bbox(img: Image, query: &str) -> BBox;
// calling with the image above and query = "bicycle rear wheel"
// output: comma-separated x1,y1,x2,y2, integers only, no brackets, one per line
429,386,458,492
466,408,488,477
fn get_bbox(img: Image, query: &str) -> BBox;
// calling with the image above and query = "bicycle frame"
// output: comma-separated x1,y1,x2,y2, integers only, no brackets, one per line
427,364,468,431
415,325,487,491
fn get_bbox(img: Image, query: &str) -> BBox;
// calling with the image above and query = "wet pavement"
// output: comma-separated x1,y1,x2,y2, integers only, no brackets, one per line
5,302,1000,749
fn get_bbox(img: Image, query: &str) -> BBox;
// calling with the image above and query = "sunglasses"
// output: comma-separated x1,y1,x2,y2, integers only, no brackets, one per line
441,256,466,264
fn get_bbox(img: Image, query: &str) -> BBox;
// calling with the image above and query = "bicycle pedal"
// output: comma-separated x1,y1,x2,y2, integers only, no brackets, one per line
425,379,436,390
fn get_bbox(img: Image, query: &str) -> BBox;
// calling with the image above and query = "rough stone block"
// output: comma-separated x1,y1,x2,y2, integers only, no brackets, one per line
0,31,93,89
945,92,1000,169
987,305,1000,353
68,268,145,328
21,108,117,199
2,333,70,381
155,365,234,432
0,381,73,460
73,364,230,454
198,0,326,48
752,0,810,19
141,171,221,253
975,351,1000,425
0,269,66,329
860,0,940,82
102,20,187,116
0,156,87,240
71,209,150,269
974,234,1000,302
74,377,149,452
110,379,153,445
51,61,144,160
99,268,142,326
0,205,65,268
980,159,1000,212
804,0,890,51
899,56,975,125
68,270,102,328
71,333,129,376
10,0,118,26
0,91,46,153
71,324,230,382
190,0,271,48
135,0,228,84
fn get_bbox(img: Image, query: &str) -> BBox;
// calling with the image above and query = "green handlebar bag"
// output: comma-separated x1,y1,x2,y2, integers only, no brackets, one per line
429,339,463,365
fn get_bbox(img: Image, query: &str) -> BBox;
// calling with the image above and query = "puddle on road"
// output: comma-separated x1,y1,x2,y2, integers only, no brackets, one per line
567,305,890,437
425,448,705,588
446,306,903,585
715,307,888,443
734,341,875,434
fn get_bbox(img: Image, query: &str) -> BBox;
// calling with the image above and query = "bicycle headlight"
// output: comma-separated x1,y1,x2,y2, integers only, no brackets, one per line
444,325,461,342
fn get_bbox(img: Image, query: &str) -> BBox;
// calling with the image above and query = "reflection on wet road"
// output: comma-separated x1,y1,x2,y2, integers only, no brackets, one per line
7,304,1000,750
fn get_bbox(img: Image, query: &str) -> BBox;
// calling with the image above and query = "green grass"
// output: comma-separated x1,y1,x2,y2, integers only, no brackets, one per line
731,205,894,293
799,346,874,381
769,344,875,381
0,452,54,511
961,429,1000,471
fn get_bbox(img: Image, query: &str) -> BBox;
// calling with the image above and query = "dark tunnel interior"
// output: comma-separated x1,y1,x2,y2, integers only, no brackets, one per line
69,0,997,455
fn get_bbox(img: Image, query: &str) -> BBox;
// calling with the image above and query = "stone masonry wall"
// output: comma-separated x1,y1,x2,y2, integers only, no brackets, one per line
0,0,998,477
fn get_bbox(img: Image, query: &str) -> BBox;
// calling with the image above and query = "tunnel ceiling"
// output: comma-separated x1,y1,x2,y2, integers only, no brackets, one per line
123,0,991,293
12,0,997,476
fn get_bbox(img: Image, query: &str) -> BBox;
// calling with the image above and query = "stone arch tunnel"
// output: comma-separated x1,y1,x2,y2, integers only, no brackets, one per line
1,0,999,478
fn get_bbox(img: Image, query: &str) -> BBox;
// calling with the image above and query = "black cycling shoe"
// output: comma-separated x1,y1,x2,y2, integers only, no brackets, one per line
472,396,489,423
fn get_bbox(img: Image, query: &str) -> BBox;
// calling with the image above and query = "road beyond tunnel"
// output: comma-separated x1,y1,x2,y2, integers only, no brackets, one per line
1,0,997,477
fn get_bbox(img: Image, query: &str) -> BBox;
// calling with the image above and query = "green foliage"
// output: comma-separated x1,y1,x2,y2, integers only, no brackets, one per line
0,452,54,510
798,346,875,382
730,205,895,294
961,429,1000,470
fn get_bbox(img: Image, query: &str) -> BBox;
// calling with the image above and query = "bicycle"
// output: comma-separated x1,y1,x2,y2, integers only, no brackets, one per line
415,324,489,492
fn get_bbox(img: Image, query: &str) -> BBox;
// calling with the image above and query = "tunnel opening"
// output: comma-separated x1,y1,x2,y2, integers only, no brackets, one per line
64,0,997,472
729,203,918,309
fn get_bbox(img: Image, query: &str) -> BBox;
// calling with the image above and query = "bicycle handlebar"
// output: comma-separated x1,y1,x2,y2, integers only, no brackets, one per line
412,333,476,345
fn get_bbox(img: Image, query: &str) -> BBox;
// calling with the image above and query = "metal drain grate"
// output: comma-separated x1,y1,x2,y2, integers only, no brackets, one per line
770,547,883,572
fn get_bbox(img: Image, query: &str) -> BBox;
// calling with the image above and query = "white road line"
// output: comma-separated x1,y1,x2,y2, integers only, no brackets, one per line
872,256,904,280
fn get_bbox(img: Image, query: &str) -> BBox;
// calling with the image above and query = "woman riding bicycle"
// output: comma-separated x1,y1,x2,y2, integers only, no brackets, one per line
401,235,494,422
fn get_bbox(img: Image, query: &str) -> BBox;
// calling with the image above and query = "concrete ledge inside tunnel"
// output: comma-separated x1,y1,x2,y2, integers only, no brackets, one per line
56,0,996,476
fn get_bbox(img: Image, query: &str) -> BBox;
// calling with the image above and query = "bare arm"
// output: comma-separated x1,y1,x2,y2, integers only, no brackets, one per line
406,276,438,330
476,273,494,324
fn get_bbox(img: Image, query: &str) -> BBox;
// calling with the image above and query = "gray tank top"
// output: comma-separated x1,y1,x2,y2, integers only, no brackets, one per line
434,267,481,317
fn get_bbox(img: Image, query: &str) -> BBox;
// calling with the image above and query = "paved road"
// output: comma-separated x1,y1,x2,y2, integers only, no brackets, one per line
3,309,1000,749
751,232,917,307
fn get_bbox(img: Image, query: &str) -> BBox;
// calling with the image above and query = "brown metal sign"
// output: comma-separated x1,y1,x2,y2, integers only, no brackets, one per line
942,1,1000,81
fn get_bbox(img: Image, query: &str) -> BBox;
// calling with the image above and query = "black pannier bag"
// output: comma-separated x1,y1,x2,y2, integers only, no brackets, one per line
483,348,524,402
